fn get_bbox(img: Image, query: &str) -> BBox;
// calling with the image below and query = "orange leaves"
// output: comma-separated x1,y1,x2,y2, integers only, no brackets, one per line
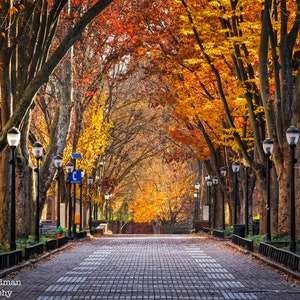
130,159,193,224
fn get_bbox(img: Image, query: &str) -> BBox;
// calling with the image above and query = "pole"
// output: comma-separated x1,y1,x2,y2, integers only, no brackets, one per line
35,158,40,242
234,172,238,225
68,177,72,237
290,144,296,252
222,189,225,230
73,160,76,237
89,184,92,230
245,167,249,236
56,169,61,227
193,193,197,232
79,181,83,231
213,185,217,228
208,186,211,228
10,147,16,251
266,155,271,241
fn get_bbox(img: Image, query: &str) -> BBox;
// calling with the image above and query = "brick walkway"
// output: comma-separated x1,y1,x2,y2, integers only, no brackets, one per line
3,235,300,299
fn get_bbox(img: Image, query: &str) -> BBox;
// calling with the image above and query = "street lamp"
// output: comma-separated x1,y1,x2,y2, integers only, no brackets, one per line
220,167,226,230
212,176,218,228
32,141,43,242
232,162,240,225
79,170,84,231
286,126,299,252
54,155,63,228
243,160,250,236
71,152,82,238
66,162,74,237
104,192,110,220
7,127,21,251
194,182,200,231
207,178,212,228
87,176,93,230
109,193,113,221
263,138,274,241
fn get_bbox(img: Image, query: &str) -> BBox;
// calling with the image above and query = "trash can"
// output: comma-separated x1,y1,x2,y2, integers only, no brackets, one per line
233,224,246,238
56,226,64,238
252,220,260,235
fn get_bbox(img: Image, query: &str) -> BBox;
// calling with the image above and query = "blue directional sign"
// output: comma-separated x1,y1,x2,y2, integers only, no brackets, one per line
71,153,83,160
70,169,82,184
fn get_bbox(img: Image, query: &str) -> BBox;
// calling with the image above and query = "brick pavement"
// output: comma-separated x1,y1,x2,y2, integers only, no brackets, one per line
2,235,300,299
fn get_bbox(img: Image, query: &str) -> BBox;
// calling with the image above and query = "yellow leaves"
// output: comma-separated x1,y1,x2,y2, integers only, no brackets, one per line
253,104,265,116
183,58,202,65
9,4,25,17
9,7,18,17
66,93,112,175
130,160,193,223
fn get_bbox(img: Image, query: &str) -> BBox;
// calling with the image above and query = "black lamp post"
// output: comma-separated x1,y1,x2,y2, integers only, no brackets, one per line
286,126,299,252
232,162,240,225
87,176,93,230
32,141,43,242
220,167,226,230
109,193,113,221
79,170,84,231
262,138,274,241
70,152,82,238
7,127,21,251
194,182,200,231
66,162,74,237
207,178,212,228
105,192,109,220
212,176,218,228
54,155,63,227
205,174,210,206
243,160,250,236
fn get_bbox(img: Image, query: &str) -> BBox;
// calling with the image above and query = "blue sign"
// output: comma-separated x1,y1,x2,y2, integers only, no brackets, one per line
70,169,82,184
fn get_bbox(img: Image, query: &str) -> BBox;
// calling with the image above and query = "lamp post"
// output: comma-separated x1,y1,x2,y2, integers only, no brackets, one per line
262,138,274,241
104,192,110,220
212,176,218,228
194,182,200,231
71,152,82,238
207,178,212,228
7,127,21,251
220,167,226,230
87,176,93,230
286,126,299,252
66,162,74,237
232,162,240,225
32,141,43,242
205,174,210,205
79,170,84,231
109,193,113,221
243,160,250,236
54,155,63,227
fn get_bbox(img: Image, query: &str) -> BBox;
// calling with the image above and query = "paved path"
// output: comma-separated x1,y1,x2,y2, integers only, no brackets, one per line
3,235,300,299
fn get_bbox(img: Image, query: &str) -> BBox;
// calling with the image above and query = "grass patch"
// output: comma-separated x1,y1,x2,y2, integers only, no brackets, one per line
246,234,266,250
224,227,234,237
0,235,57,254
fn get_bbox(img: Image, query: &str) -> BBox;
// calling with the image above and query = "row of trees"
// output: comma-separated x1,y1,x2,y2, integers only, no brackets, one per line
0,0,299,244
137,0,300,235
